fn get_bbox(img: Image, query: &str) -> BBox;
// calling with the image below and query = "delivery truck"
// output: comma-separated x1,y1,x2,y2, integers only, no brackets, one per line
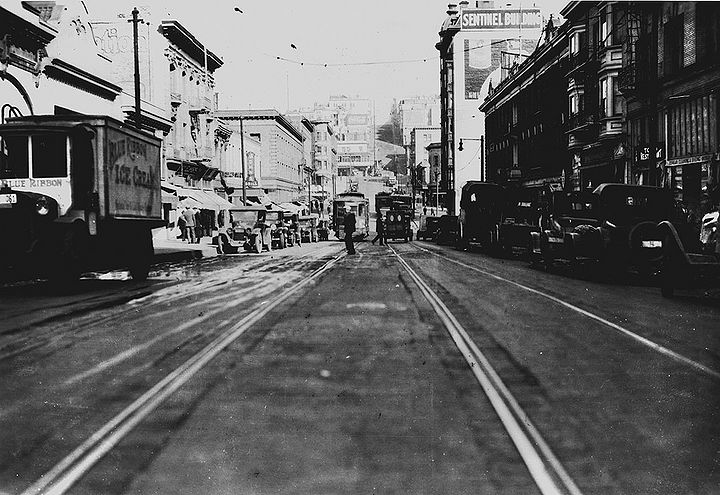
0,114,165,282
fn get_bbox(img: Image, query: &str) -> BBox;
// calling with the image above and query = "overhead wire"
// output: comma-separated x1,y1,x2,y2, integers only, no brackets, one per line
266,38,526,68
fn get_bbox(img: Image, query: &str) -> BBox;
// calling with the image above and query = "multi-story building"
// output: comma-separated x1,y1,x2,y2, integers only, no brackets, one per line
480,20,570,200
215,109,305,203
562,1,627,191
409,127,441,204
329,95,375,177
426,142,443,210
93,11,232,227
1,1,122,120
621,2,720,218
399,96,441,148
286,114,316,207
312,120,338,209
436,1,542,213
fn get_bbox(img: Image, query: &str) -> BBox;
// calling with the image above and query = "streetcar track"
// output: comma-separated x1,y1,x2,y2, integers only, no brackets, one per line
0,245,341,364
391,245,582,495
21,250,345,495
61,249,342,386
410,243,720,381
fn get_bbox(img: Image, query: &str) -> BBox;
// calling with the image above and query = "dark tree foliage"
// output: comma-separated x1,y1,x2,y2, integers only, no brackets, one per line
376,99,402,146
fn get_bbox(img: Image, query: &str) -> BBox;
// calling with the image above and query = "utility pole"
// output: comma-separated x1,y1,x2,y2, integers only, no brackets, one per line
239,116,246,204
130,7,142,130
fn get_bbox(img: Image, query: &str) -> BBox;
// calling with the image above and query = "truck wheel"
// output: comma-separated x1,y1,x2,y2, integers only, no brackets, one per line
129,230,153,281
254,234,263,253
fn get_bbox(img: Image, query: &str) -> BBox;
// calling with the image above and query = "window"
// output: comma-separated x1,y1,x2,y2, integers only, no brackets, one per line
663,14,684,76
613,77,622,115
599,8,611,47
569,93,580,115
570,32,580,54
33,134,68,178
600,78,609,117
0,135,29,179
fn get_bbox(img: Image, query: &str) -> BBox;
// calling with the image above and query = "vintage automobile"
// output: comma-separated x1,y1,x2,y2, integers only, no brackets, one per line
456,181,505,250
298,214,319,243
215,205,267,254
435,215,460,246
384,209,412,242
529,191,598,268
551,184,676,274
497,189,541,256
264,208,287,249
656,219,720,297
416,215,441,241
317,219,330,241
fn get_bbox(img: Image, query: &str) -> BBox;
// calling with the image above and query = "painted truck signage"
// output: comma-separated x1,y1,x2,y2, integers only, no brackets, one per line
105,127,161,218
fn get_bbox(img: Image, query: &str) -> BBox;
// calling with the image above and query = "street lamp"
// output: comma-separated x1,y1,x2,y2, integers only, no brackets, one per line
458,136,485,181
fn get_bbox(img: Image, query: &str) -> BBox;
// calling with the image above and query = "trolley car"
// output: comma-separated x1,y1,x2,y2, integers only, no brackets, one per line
332,191,370,240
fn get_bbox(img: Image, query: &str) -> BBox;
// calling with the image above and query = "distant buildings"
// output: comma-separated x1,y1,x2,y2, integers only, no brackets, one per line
216,110,306,203
436,1,542,213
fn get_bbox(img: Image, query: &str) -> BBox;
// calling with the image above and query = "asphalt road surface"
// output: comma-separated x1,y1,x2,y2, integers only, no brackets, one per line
0,239,718,494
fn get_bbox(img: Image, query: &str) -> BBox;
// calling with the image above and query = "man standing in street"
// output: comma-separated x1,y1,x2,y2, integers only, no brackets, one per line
343,206,356,255
371,210,386,246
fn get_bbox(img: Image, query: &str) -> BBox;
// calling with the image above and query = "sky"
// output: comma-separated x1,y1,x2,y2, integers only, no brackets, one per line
87,0,568,123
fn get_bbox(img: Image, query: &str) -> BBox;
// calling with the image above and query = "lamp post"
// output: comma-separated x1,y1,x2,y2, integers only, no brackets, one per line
458,136,485,180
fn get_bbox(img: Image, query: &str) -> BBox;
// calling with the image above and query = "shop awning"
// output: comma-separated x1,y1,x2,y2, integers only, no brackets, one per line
177,187,234,211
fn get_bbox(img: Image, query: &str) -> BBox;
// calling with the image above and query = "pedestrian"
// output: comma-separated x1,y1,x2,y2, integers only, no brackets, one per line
193,207,202,243
371,211,386,245
343,206,356,255
423,206,427,216
181,205,196,243
177,210,187,241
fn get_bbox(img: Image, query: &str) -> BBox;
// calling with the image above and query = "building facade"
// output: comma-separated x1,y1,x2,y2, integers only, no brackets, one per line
312,120,338,207
436,1,542,213
480,20,570,200
1,1,122,121
216,110,305,203
621,1,720,218
563,1,628,191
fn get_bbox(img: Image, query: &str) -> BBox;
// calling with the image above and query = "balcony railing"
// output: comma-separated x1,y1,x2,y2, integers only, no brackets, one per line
170,92,182,106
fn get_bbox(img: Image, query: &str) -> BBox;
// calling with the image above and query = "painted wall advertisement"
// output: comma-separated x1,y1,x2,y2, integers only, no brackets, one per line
461,8,541,100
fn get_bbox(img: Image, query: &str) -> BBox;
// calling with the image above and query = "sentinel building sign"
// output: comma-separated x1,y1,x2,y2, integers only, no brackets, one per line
460,9,542,30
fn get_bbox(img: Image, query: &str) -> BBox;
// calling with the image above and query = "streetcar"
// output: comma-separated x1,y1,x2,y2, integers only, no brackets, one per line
375,192,413,218
332,191,370,240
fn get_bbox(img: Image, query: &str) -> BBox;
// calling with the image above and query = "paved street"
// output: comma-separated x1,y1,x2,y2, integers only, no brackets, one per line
1,239,718,495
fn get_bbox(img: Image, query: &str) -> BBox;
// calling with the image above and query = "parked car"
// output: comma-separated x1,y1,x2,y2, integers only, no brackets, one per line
551,184,676,274
457,181,505,250
529,191,598,268
215,205,268,254
656,218,720,297
416,215,441,241
497,189,540,256
298,214,319,243
435,215,460,246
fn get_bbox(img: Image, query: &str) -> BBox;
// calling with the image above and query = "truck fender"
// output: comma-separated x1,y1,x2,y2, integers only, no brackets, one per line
529,231,541,253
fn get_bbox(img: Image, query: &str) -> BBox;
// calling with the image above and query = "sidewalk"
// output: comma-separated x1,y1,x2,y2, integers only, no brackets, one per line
152,233,219,265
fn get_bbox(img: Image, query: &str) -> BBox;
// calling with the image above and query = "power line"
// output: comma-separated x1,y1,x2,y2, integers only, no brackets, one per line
266,38,526,68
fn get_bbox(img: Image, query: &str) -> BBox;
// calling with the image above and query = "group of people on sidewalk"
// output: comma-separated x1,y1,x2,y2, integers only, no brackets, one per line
177,206,203,244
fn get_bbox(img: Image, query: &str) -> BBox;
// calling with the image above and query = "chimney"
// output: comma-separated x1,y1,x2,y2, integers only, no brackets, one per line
447,3,458,16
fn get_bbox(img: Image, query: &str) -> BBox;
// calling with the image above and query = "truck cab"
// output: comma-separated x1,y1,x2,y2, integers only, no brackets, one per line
0,115,164,282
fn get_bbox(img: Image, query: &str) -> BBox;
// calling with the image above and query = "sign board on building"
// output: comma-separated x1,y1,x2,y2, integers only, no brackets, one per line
460,9,542,30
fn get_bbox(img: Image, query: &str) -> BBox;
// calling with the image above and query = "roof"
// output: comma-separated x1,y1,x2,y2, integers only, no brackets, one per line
215,109,304,143
159,20,223,72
